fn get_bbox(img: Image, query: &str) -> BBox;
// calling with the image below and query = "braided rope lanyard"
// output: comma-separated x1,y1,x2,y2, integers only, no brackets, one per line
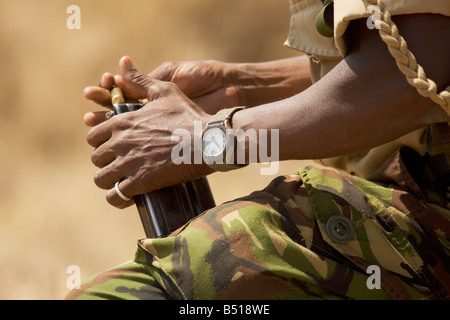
363,0,450,117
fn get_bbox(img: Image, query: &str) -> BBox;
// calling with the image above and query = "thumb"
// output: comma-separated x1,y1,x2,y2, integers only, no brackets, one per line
117,56,154,100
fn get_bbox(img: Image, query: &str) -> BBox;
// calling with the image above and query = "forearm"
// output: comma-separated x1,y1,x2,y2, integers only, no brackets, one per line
232,55,312,107
232,15,450,163
233,62,445,163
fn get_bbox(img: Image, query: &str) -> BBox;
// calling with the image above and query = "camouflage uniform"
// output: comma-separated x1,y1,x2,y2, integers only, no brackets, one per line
66,147,450,300
66,0,450,300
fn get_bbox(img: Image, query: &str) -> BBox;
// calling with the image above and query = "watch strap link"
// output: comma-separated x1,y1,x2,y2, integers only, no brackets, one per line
209,106,246,127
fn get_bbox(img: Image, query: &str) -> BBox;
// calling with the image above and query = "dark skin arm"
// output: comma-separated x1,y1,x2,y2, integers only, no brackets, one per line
233,14,450,161
84,56,312,208
86,14,449,209
83,55,312,122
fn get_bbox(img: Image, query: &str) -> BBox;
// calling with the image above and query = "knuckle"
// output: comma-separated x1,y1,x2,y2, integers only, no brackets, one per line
90,150,100,167
86,129,97,147
153,80,178,96
128,69,151,88
148,61,180,85
146,81,165,100
157,61,178,80
93,170,109,189
106,114,128,132
91,148,113,168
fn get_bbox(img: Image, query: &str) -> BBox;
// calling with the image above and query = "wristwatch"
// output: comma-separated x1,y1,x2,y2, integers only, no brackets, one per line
202,106,247,172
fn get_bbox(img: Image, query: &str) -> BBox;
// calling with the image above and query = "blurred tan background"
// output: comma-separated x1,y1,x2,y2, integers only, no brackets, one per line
0,0,310,299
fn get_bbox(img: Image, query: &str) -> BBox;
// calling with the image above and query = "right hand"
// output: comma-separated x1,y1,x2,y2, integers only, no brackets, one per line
83,60,241,128
86,57,215,208
143,60,241,114
84,56,314,126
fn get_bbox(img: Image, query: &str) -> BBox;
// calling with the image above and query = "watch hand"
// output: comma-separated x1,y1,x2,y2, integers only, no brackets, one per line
204,140,214,149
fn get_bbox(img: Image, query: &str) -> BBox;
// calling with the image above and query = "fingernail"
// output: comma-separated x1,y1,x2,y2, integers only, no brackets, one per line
122,56,134,69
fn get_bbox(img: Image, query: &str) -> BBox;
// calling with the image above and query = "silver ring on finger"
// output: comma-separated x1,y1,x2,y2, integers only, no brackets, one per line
115,181,131,201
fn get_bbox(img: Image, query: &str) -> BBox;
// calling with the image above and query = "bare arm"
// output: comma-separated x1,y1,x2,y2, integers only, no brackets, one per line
86,14,449,208
147,56,312,114
232,14,450,162
84,56,312,123
230,56,312,108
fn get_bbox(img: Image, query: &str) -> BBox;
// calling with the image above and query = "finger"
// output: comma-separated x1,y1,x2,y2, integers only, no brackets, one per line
118,56,155,99
99,72,115,90
92,156,129,190
83,86,113,108
91,143,117,168
192,87,239,113
113,75,143,102
147,61,178,82
86,121,112,148
83,111,109,127
106,179,135,209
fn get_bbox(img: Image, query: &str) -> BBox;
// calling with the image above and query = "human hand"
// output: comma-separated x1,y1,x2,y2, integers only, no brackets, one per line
144,60,241,114
86,56,214,208
83,68,126,125
83,59,240,128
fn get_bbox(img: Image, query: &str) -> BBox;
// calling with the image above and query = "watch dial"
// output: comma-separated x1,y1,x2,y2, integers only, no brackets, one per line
203,127,226,157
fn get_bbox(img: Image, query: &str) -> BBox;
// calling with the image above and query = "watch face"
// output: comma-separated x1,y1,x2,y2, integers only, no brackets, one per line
203,127,226,158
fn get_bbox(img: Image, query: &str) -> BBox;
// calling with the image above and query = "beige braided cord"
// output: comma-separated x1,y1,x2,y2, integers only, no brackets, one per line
363,0,450,116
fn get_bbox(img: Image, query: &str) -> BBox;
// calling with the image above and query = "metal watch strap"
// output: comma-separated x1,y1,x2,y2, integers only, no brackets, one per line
209,106,246,128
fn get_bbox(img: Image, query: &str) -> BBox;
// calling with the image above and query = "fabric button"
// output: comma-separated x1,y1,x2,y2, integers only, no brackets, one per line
325,216,354,243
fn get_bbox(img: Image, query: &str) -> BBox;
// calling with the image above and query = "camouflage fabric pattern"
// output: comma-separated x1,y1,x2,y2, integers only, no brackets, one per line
66,147,450,300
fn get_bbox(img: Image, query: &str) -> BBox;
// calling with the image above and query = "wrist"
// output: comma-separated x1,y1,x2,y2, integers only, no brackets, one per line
201,106,248,172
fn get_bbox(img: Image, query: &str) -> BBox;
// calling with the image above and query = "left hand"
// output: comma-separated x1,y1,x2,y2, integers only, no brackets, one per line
86,56,214,208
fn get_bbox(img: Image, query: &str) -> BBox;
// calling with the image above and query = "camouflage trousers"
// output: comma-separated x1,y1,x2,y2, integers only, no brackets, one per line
66,147,450,300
